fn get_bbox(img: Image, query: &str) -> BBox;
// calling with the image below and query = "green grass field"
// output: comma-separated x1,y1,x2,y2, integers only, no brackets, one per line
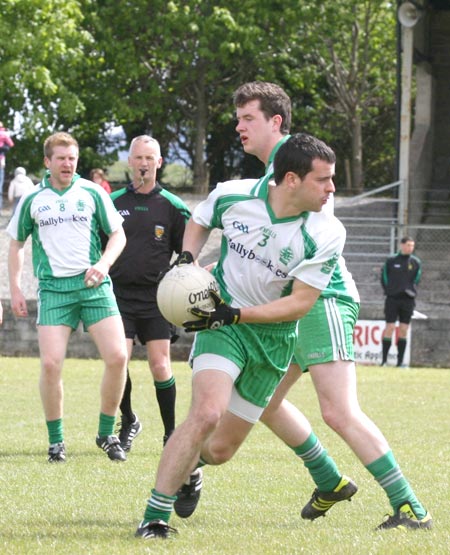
1,357,449,554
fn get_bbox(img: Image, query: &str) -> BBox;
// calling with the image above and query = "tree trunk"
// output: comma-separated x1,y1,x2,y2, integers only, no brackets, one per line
351,113,364,194
192,67,210,196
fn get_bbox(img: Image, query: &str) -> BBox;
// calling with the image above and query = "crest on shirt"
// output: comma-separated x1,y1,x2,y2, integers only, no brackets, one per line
320,252,340,275
154,225,165,241
279,247,294,265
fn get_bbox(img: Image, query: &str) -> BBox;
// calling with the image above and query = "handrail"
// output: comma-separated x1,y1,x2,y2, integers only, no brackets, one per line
339,181,401,206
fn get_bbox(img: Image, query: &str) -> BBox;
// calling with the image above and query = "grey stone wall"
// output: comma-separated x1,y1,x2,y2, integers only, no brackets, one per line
358,305,450,369
0,299,193,361
1,300,449,368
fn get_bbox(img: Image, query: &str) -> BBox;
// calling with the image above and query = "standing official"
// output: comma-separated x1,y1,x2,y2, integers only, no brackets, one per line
380,236,421,367
110,135,191,451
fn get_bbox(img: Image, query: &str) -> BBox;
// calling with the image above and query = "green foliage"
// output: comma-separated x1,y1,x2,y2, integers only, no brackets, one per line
285,0,398,189
0,358,448,554
0,0,93,173
0,0,399,191
161,162,193,189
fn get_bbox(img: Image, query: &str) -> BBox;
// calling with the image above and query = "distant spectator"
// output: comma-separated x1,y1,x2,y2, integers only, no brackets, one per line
8,167,35,214
0,121,15,212
90,168,112,194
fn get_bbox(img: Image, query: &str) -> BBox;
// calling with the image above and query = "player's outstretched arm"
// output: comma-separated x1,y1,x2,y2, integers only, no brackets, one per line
183,280,322,332
239,280,321,324
182,219,211,261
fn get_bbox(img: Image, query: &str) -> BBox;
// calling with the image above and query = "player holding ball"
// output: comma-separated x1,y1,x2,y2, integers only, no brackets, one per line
136,133,353,539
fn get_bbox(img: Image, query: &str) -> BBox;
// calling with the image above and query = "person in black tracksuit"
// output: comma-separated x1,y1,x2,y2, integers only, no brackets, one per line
110,135,191,450
380,236,422,367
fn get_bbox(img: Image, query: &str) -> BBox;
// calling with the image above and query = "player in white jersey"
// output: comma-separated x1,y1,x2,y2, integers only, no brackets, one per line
135,133,348,539
199,82,431,531
7,132,128,463
193,176,351,309
169,81,357,526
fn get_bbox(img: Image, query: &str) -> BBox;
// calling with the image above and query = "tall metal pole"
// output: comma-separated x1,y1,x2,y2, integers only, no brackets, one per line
398,24,414,228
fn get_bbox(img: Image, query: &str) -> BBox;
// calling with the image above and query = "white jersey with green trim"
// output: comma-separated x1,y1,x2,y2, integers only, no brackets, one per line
193,178,359,309
7,176,123,279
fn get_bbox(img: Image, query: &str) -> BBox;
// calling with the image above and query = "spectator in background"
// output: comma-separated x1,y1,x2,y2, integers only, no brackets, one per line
8,167,35,214
380,236,422,367
0,122,15,212
90,167,112,194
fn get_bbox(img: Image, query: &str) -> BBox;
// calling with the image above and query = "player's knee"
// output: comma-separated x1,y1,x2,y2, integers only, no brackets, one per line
40,356,63,378
189,405,223,438
206,441,236,465
106,347,128,371
321,406,348,434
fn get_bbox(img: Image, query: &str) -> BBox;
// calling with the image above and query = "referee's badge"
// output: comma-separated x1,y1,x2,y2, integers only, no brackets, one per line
154,225,165,241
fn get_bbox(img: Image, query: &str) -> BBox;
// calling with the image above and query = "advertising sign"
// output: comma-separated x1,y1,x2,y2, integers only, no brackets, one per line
353,320,411,366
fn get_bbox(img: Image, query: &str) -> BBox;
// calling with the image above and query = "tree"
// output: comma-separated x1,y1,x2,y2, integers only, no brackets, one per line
291,1,397,192
0,0,98,174
88,0,303,193
0,0,398,194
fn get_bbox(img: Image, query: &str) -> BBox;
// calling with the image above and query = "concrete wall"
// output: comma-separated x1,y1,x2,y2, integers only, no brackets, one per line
1,300,449,368
0,300,192,361
430,10,450,195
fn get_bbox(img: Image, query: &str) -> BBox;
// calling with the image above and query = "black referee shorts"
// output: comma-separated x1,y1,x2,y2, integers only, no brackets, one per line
116,297,177,345
384,296,415,325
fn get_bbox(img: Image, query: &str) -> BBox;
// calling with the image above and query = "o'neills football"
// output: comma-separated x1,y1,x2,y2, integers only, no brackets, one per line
156,265,219,327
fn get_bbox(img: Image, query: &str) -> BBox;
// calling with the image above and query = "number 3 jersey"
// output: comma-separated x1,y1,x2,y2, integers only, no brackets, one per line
7,173,123,279
193,177,359,309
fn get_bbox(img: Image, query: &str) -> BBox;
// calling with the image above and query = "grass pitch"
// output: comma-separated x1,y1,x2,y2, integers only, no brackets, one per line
0,357,449,554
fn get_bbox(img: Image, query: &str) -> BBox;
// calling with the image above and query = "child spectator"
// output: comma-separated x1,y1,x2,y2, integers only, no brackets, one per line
90,168,112,194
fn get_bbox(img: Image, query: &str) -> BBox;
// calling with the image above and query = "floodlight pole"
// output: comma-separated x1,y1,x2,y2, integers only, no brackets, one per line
398,24,414,229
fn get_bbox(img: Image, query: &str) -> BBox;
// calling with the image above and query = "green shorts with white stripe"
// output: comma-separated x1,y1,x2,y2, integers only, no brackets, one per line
293,296,359,372
37,273,120,329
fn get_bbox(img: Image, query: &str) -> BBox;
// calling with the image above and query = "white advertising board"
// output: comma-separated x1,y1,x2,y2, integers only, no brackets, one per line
353,320,411,366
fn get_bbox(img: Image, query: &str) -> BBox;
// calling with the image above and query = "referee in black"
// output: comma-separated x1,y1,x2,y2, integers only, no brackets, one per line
109,135,191,450
380,236,422,367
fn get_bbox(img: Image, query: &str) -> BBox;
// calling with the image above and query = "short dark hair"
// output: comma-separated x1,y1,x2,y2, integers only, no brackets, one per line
233,81,292,134
273,133,336,184
400,236,414,244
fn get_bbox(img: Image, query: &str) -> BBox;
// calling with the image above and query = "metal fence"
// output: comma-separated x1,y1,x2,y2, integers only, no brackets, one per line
335,183,450,314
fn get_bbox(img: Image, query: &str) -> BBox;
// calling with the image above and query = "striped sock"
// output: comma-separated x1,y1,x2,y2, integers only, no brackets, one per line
366,450,426,518
155,377,176,438
143,489,177,523
292,432,342,491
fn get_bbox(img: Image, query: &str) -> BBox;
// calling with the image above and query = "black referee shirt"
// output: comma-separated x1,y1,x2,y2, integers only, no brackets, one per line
109,183,191,297
381,252,422,298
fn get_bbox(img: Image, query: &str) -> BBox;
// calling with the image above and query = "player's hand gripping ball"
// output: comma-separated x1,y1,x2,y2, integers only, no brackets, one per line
183,290,240,332
156,265,219,327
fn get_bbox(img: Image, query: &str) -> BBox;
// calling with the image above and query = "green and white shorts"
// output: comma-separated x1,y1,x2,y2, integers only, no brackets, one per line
37,273,120,330
293,296,360,372
191,321,297,423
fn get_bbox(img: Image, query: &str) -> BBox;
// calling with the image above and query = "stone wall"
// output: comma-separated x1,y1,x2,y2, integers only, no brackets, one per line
1,300,449,368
